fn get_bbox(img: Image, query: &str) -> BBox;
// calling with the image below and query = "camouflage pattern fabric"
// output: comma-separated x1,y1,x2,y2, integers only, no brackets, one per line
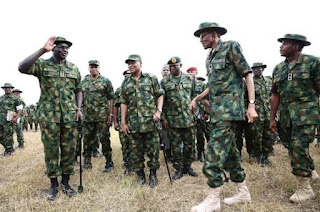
204,39,250,187
204,121,246,188
40,122,78,177
272,53,320,176
206,40,251,123
14,117,24,145
22,57,81,177
161,73,196,128
83,121,112,162
0,93,22,152
120,72,164,133
129,131,160,170
114,87,131,167
167,127,195,169
81,74,114,122
247,76,274,158
120,72,163,170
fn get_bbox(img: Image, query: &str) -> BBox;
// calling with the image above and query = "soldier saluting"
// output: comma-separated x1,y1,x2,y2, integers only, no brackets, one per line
18,36,83,201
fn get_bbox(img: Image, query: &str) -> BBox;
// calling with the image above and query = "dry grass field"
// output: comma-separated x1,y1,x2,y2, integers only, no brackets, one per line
0,128,319,212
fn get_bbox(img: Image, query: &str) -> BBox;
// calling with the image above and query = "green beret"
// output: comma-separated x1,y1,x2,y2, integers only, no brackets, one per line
125,54,142,64
89,60,100,66
1,83,14,89
54,36,72,47
252,62,267,69
278,34,311,46
167,56,181,65
194,22,227,37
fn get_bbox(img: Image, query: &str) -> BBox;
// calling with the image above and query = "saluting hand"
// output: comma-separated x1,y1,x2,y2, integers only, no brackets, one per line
43,36,57,52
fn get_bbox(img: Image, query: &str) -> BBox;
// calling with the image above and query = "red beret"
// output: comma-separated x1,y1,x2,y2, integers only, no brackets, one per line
187,67,197,72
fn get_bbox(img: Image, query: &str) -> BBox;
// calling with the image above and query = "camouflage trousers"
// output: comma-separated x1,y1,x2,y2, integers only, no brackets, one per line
83,121,112,163
204,121,246,188
196,119,210,153
14,118,24,145
0,123,14,152
119,131,131,168
248,118,274,158
278,123,315,177
40,121,78,178
129,130,160,171
235,120,252,156
167,126,195,170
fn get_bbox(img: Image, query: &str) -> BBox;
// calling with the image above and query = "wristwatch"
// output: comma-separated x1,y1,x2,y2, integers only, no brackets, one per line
157,108,162,112
249,100,255,104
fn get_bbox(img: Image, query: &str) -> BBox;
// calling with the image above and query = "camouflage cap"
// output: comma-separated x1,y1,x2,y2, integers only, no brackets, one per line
194,22,227,37
125,54,142,64
54,36,72,47
252,62,267,69
89,60,100,66
1,83,14,89
278,34,311,46
12,89,22,93
167,56,181,65
187,67,197,72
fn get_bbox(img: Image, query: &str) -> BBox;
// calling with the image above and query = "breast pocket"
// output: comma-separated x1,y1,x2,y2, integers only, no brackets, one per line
210,60,226,83
42,69,58,87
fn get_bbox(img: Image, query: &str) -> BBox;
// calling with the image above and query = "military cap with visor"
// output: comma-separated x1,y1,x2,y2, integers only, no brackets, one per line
89,60,100,66
54,36,72,47
278,34,311,46
125,54,142,64
167,56,181,65
1,83,14,89
12,89,23,93
194,22,227,37
252,62,267,69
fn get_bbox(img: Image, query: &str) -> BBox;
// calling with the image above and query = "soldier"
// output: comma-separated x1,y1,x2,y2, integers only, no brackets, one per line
12,89,26,149
113,70,132,175
186,66,209,162
81,60,114,172
270,34,320,203
161,64,170,78
161,57,198,181
120,54,163,188
0,83,23,155
28,104,36,131
190,22,258,211
247,62,274,166
18,36,83,200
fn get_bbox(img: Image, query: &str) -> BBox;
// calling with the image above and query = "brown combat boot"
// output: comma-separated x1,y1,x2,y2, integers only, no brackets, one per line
223,181,251,205
289,176,315,203
191,187,221,212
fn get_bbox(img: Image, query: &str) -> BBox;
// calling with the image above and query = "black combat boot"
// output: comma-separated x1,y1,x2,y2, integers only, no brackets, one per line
123,166,132,176
92,150,100,157
172,168,184,180
197,151,204,162
136,169,146,185
149,169,157,188
61,174,77,197
103,162,114,173
183,166,198,177
18,143,24,149
47,178,59,201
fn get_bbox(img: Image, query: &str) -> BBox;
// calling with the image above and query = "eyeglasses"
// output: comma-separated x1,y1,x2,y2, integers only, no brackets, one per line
200,32,212,39
55,45,70,50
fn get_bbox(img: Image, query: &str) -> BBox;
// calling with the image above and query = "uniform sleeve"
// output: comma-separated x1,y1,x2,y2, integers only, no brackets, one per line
151,76,164,98
311,57,320,94
74,67,82,93
120,80,129,105
26,58,45,78
104,78,114,100
271,68,278,94
113,88,121,107
160,79,167,120
229,41,252,77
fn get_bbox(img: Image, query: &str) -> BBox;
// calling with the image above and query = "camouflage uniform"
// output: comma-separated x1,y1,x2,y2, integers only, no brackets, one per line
21,57,81,178
14,97,26,147
81,74,114,167
272,53,320,177
114,87,131,169
161,72,196,171
247,75,274,162
0,93,22,153
120,72,163,171
204,39,251,188
28,105,36,130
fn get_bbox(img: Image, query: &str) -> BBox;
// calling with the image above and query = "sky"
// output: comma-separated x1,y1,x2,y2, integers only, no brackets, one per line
1,0,319,105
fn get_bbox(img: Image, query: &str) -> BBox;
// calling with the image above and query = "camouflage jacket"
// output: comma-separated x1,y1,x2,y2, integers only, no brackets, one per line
120,72,164,133
113,87,122,122
193,78,206,113
272,54,320,127
0,93,22,125
161,73,196,128
81,74,114,122
245,76,271,121
206,39,251,123
23,57,81,123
